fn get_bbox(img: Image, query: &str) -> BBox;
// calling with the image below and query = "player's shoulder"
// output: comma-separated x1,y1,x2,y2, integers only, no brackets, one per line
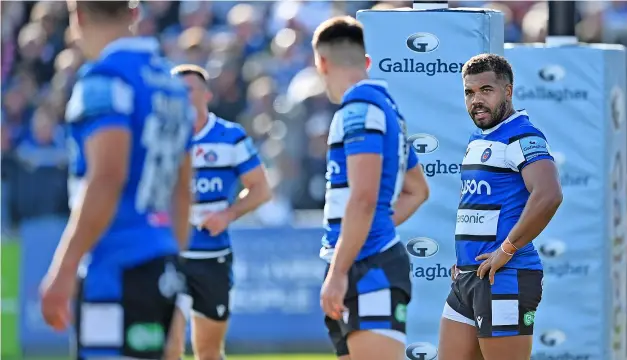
66,61,135,123
503,111,548,144
214,117,249,143
342,80,388,107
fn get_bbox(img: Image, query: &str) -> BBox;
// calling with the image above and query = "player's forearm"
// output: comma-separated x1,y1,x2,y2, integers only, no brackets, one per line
51,179,122,274
507,188,562,249
330,198,376,275
227,183,271,221
392,191,428,226
171,190,191,251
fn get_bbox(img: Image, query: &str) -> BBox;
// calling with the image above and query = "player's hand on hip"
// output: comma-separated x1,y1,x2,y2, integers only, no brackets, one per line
475,248,512,285
40,268,75,331
199,210,234,236
450,264,458,281
320,272,348,321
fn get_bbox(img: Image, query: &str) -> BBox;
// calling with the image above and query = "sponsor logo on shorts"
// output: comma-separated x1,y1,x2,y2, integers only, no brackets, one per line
406,237,439,258
406,342,438,360
394,303,407,323
126,322,165,352
158,262,186,299
523,311,535,326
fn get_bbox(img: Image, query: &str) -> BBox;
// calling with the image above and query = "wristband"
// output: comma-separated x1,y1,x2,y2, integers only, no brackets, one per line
500,242,515,256
505,238,519,250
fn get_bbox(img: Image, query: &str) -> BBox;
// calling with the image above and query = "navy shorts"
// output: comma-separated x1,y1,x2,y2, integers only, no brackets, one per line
74,255,186,359
324,242,412,356
181,253,233,321
444,267,543,338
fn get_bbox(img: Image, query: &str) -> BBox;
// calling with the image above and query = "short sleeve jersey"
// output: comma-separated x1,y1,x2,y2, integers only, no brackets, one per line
456,110,553,270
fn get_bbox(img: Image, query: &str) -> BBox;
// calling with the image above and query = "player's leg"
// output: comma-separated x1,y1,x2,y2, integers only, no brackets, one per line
438,277,483,360
342,288,408,360
163,293,192,360
325,315,352,360
187,255,233,360
475,269,543,360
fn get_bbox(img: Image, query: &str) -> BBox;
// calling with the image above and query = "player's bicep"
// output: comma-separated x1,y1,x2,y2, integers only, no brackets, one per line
234,135,262,175
66,75,134,139
346,153,382,205
521,159,561,195
239,164,269,190
402,164,428,196
84,126,130,188
505,133,554,171
342,102,385,156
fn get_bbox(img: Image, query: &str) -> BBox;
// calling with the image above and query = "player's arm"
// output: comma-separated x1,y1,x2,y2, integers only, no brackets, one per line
171,153,193,251
227,135,271,221
392,150,429,226
329,102,384,276
50,75,133,275
504,133,563,250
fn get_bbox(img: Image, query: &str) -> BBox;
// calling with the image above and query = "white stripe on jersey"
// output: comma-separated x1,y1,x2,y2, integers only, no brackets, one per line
68,176,86,210
462,140,510,169
192,143,239,168
327,103,386,145
233,138,253,165
323,187,351,221
190,200,229,226
455,208,500,238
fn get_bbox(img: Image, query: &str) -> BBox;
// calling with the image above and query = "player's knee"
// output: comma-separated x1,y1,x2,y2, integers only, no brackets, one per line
195,352,225,360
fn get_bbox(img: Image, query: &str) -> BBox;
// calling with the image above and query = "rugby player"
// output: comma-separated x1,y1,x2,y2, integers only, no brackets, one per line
40,2,194,359
313,16,430,360
438,54,563,360
169,64,271,360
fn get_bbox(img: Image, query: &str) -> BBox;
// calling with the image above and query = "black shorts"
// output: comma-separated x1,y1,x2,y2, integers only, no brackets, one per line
324,242,412,356
182,253,233,321
444,267,543,338
74,255,187,360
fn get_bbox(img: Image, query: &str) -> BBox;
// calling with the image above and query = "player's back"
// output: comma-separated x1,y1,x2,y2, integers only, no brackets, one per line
456,110,550,270
323,80,408,261
66,37,193,268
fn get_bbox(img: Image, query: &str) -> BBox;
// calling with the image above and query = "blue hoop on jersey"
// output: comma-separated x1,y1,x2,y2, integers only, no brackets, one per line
321,79,419,262
182,113,262,259
456,110,554,270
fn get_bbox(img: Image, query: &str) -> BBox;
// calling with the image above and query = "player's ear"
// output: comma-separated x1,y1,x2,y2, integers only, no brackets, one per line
505,83,513,99
204,89,213,103
365,54,372,72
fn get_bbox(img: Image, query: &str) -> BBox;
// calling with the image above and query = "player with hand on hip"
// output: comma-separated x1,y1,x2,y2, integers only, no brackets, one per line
168,64,271,360
438,54,563,360
313,16,430,360
40,1,195,359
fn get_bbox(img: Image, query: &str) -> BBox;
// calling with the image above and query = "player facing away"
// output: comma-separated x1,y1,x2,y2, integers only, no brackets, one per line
168,64,271,360
313,16,430,360
39,2,195,359
437,54,563,360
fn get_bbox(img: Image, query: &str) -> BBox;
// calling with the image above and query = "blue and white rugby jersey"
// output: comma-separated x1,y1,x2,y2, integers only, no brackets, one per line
321,79,419,262
66,37,194,269
456,110,553,270
185,113,262,257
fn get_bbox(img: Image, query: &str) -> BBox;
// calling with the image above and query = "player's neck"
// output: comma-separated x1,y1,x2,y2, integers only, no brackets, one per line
194,111,209,134
336,69,368,99
82,25,133,60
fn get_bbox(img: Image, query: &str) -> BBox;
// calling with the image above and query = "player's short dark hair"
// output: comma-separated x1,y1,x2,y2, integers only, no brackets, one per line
462,54,514,85
171,64,209,85
312,16,365,50
76,1,135,18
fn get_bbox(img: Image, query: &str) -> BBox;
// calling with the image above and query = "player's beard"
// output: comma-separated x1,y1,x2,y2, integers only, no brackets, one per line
472,99,509,130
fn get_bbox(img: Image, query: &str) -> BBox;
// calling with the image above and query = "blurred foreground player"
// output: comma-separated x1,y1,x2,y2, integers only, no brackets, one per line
169,64,271,360
313,16,429,360
40,1,195,359
438,54,563,360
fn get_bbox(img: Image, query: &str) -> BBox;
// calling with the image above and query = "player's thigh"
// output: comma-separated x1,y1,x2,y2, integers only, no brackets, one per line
438,285,482,360
474,269,542,360
164,301,192,360
74,256,184,360
346,330,405,360
184,255,233,358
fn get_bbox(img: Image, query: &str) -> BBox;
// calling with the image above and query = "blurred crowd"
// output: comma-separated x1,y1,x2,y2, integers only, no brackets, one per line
1,1,626,231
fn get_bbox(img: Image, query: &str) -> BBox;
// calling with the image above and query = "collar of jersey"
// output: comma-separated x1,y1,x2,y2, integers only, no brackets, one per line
193,113,217,141
99,36,160,59
481,109,528,135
